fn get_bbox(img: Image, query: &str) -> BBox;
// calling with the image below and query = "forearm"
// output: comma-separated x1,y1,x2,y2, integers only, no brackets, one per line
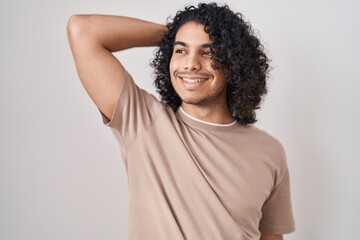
66,14,165,120
67,14,166,52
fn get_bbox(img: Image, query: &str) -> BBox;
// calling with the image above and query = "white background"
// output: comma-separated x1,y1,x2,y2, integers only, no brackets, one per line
1,0,359,239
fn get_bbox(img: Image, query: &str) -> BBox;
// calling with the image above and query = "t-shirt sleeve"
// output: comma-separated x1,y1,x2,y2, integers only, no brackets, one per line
259,169,296,234
99,70,164,145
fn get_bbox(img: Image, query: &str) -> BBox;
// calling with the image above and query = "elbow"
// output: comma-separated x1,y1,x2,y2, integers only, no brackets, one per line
67,14,88,41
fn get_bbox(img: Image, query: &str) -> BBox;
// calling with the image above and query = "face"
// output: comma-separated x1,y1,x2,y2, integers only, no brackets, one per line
169,21,228,108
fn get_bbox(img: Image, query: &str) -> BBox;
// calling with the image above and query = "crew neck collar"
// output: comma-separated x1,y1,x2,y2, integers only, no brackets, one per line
176,107,239,131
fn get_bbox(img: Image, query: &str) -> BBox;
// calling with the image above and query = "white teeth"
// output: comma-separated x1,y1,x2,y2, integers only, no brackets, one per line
182,77,206,83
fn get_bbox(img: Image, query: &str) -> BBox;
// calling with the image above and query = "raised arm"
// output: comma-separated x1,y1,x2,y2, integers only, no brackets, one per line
67,14,166,121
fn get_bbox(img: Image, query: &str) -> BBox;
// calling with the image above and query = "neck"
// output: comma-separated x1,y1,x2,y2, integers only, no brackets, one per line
180,103,235,124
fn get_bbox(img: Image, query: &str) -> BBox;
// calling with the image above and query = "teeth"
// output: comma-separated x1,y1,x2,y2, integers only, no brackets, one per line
182,77,206,83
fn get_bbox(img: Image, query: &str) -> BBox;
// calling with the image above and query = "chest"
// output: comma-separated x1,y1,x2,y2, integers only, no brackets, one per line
128,123,276,217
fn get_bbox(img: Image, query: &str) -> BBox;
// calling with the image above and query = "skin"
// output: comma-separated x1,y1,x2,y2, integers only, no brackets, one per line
68,15,284,240
169,21,235,124
67,15,166,121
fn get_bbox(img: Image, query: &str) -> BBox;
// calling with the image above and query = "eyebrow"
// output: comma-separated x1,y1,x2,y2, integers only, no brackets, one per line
174,41,212,48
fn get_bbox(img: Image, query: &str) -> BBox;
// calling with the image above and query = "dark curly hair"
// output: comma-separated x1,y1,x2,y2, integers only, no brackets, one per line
151,2,269,125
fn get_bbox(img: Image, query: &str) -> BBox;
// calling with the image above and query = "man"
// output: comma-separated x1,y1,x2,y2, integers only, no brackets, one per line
67,3,295,240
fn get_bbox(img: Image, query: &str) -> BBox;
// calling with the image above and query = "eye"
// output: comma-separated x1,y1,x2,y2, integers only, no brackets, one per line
202,50,213,56
174,48,186,54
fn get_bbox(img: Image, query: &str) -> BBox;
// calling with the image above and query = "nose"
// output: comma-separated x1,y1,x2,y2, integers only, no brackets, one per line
184,53,201,71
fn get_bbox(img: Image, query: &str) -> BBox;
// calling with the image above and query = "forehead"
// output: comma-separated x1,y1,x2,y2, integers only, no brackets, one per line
175,21,212,44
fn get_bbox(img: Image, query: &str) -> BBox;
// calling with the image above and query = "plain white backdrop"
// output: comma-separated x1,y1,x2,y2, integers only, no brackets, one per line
1,0,359,239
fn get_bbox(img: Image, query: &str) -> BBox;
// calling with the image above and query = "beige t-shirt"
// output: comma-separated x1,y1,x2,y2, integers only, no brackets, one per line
100,70,295,240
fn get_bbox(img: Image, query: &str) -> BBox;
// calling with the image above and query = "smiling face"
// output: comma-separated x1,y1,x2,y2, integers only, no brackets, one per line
169,21,228,109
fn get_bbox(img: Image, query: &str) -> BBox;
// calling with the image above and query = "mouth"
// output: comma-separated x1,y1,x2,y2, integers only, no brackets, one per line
180,77,209,84
177,73,211,85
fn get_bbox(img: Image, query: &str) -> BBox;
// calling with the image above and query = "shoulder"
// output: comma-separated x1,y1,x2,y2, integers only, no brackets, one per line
238,124,288,169
239,125,284,149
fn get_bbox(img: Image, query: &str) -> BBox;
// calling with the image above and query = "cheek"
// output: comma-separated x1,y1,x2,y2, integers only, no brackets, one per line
169,59,174,73
169,59,177,87
212,72,227,88
169,60,177,79
169,56,179,72
169,61,175,81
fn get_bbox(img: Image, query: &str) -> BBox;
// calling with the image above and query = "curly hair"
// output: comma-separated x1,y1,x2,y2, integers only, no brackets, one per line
151,2,269,125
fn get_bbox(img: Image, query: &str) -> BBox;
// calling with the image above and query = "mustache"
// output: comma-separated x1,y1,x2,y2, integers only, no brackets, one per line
174,71,212,78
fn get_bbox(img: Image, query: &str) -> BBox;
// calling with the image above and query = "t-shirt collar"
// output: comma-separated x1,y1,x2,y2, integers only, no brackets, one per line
177,106,237,128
